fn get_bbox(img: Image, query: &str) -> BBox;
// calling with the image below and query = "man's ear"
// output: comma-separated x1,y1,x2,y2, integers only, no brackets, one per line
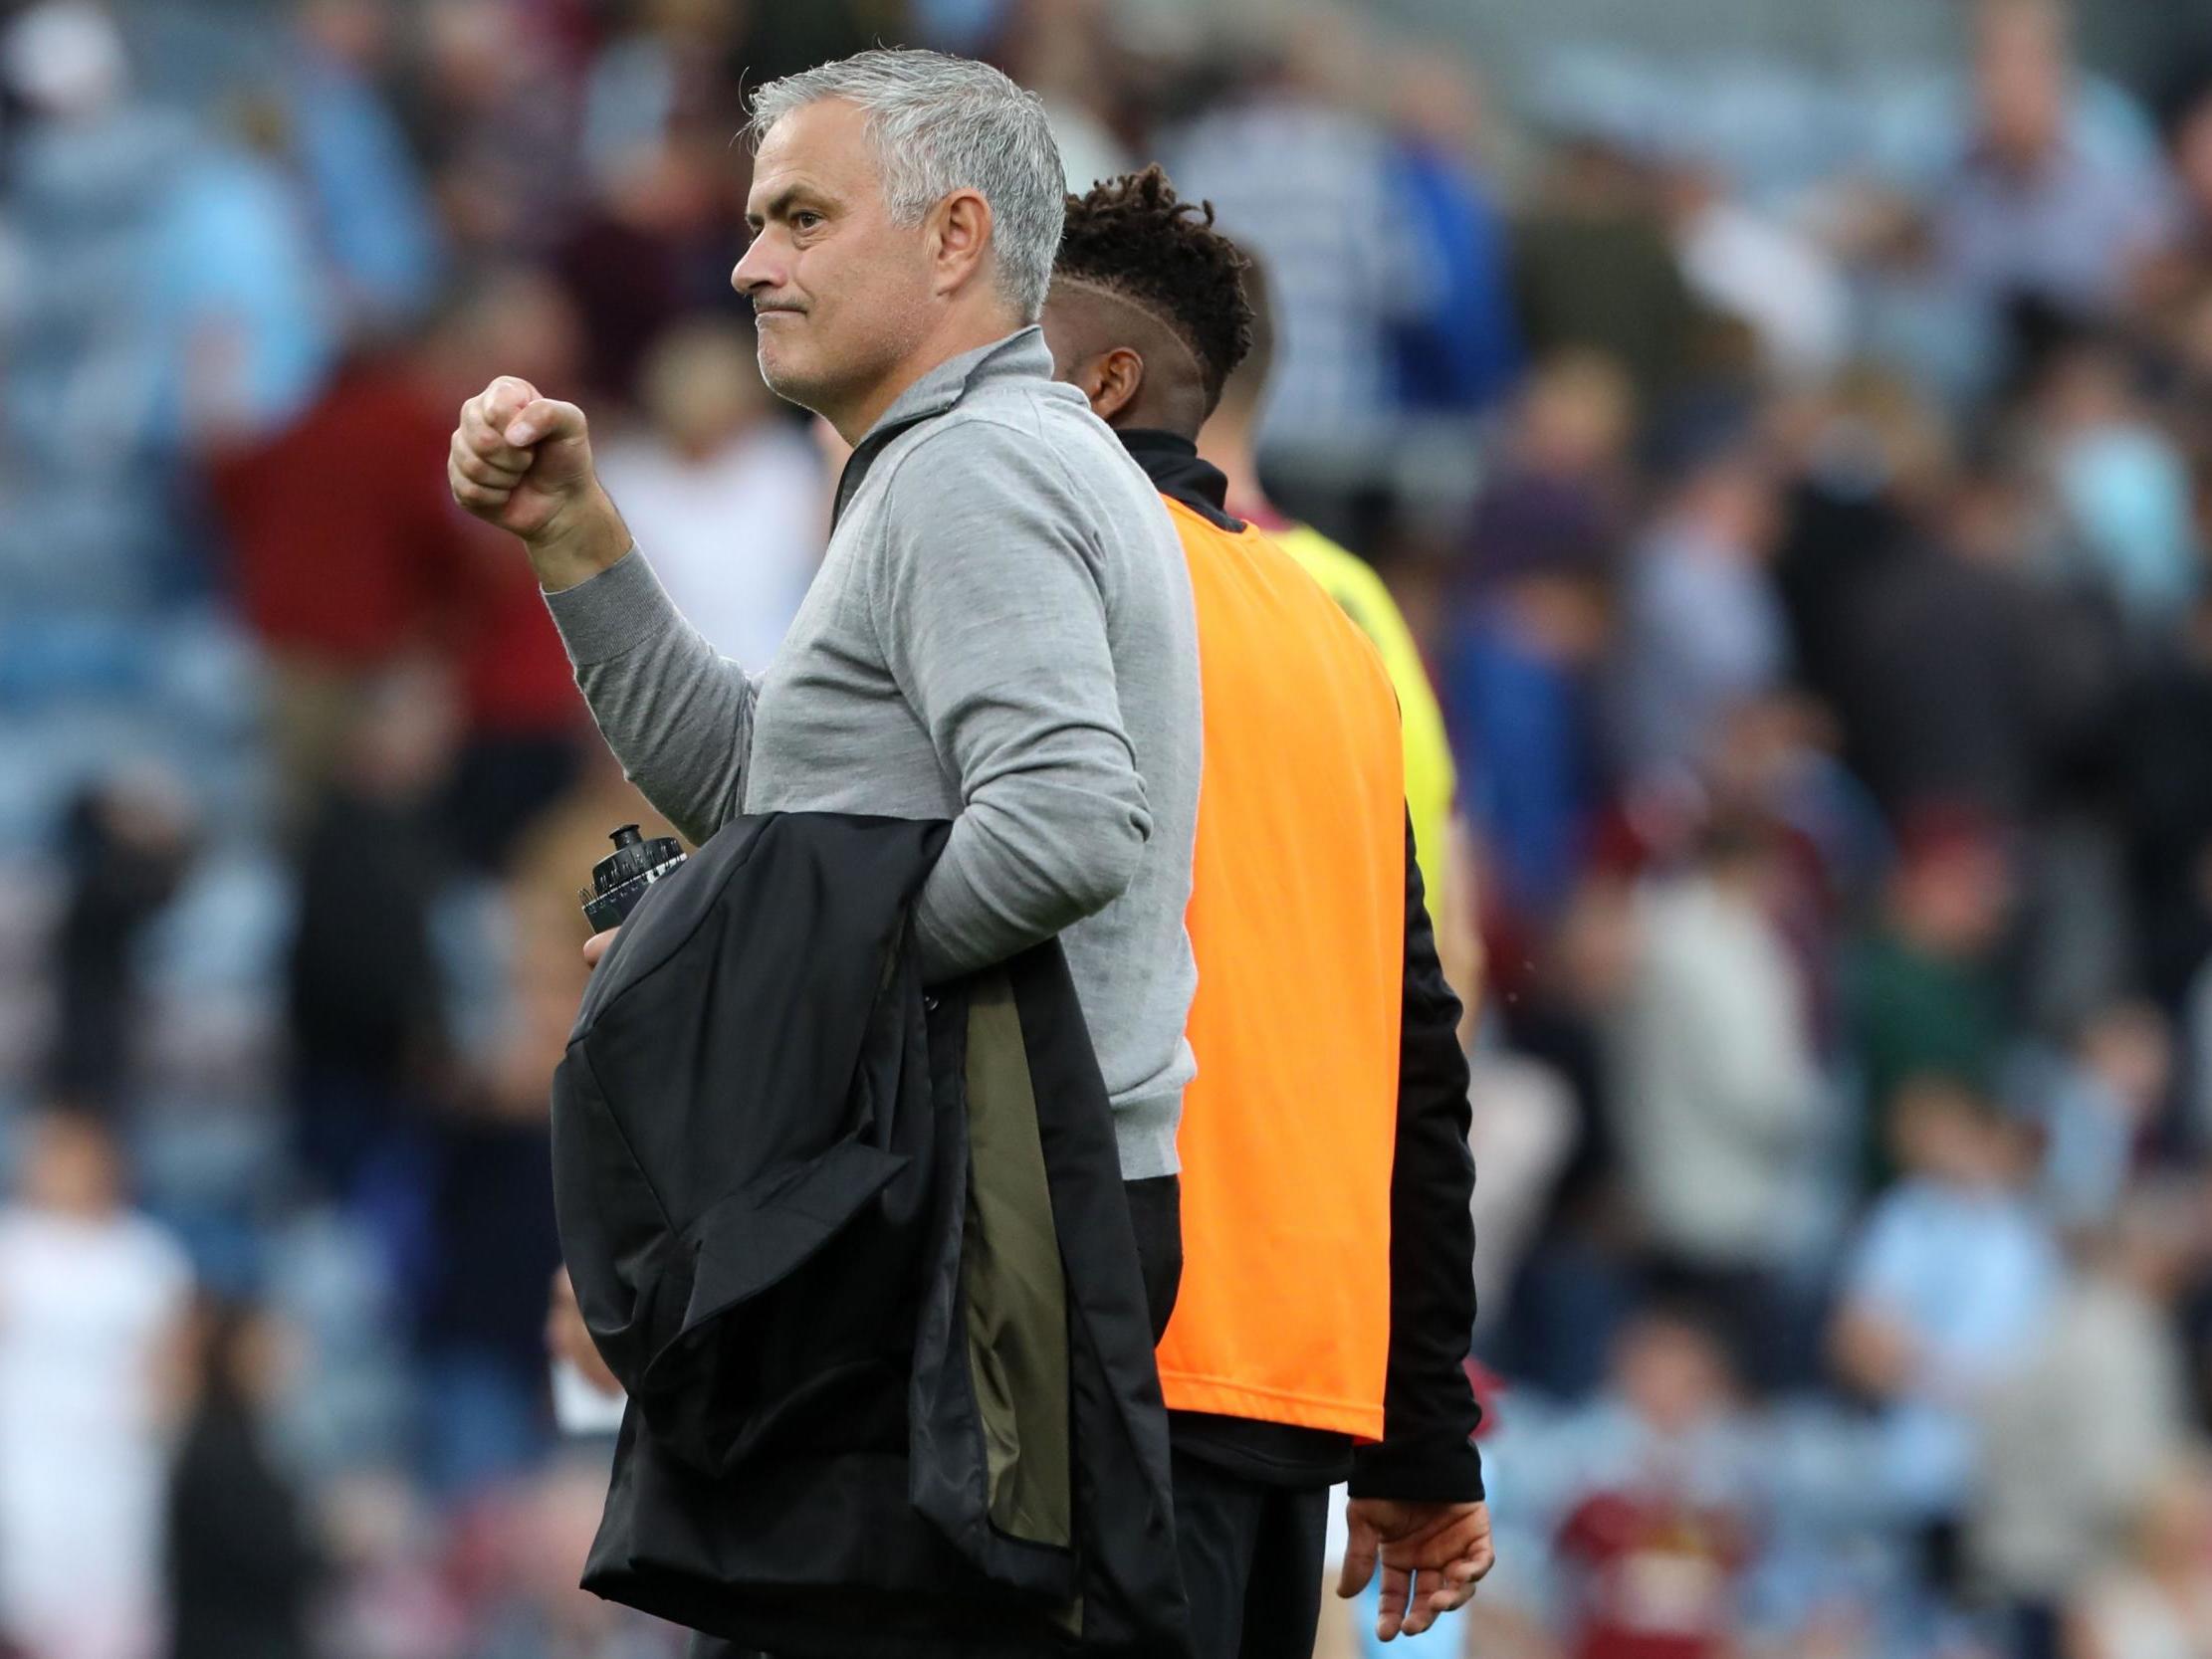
1081,346,1146,424
928,188,995,300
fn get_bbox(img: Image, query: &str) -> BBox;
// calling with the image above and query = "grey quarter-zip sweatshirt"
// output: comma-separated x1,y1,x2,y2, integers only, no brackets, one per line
542,326,1203,1179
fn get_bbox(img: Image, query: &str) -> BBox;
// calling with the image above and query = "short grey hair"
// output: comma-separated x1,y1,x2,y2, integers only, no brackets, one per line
745,49,1065,322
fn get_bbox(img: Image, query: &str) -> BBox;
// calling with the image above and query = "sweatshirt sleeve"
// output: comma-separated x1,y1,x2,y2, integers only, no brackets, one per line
543,546,757,847
1349,815,1485,1502
871,421,1153,981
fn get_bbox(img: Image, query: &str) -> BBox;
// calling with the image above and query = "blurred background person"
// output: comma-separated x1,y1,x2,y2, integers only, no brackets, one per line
1971,1181,2204,1659
1829,1080,2061,1574
44,769,194,1115
1936,0,2172,346
2061,1459,2212,1659
2063,1454,2212,1659
1602,418,1791,800
207,266,586,846
2029,337,2202,633
1377,49,1523,424
1508,129,1704,409
1848,809,2017,1187
1434,1307,1771,1659
166,1298,324,1659
1607,814,1824,1387
0,1113,193,1659
1662,146,1853,388
1162,11,1429,472
284,664,454,1259
591,315,824,670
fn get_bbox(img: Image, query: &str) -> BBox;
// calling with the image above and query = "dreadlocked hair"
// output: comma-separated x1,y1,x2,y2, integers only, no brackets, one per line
1057,165,1253,404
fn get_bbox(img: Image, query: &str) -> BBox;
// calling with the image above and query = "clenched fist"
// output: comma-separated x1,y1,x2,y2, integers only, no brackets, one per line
449,375,630,591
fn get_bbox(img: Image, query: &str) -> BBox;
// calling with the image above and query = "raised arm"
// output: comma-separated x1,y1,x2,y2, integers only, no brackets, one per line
449,374,755,842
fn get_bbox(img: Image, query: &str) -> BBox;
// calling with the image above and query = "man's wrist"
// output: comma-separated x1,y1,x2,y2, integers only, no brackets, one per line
527,488,632,594
1349,1430,1485,1503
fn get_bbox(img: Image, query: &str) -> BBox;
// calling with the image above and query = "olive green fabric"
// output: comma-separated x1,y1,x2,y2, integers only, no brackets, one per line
961,973,1073,1550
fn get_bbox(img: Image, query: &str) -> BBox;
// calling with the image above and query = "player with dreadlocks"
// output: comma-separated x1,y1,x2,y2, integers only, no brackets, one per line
1042,166,1495,1654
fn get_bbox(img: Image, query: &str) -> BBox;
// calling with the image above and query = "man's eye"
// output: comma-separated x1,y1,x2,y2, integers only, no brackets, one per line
791,211,822,231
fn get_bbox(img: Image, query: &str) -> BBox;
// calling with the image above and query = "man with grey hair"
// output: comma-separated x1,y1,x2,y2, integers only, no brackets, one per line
447,50,1201,1318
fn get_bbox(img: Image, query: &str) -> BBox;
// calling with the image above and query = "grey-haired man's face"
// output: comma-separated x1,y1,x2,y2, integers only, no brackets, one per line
733,99,932,423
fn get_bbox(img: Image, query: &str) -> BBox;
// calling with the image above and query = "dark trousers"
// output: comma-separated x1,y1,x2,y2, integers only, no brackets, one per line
698,1462,1331,1659
1170,1451,1329,1659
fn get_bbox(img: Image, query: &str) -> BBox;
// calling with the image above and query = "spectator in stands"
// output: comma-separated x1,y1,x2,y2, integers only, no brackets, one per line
2032,338,2203,630
2118,591,2212,1006
1440,512,1613,931
151,94,338,457
426,273,592,865
211,332,469,824
1770,368,1952,739
1848,810,2015,1182
0,1112,194,1659
401,0,583,260
1474,350,1639,544
575,0,748,195
1442,355,1632,926
167,1299,324,1659
0,0,324,612
2065,1453,2212,1659
1973,1181,2202,1658
1163,13,1427,460
2131,62,2212,315
1816,443,2120,825
286,663,456,1224
2023,1002,2172,1228
1479,871,1643,1399
1511,131,1704,406
46,768,194,1115
314,1472,467,1659
593,316,824,670
283,0,446,337
1607,815,1822,1380
411,803,574,1492
1379,49,1522,417
999,0,1135,193
1543,1308,1764,1659
1693,692,1880,1041
1661,152,1851,387
1604,417,1790,795
211,268,582,848
1935,0,2172,332
553,126,746,411
1830,1080,2060,1531
463,1456,665,1659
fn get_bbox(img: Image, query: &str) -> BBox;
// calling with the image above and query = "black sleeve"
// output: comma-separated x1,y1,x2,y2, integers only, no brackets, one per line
1348,815,1484,1502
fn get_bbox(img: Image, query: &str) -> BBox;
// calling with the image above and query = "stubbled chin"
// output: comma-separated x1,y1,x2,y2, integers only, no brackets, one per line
757,348,822,411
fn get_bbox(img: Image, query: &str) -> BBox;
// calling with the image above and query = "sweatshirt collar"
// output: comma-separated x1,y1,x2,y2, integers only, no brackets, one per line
833,326,1054,526
865,325,1054,436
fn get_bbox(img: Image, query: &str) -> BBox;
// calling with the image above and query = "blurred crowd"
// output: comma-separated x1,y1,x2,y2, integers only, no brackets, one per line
9,0,2212,1656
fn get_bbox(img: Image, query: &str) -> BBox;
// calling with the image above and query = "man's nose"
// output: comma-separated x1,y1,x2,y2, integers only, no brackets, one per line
732,233,780,297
